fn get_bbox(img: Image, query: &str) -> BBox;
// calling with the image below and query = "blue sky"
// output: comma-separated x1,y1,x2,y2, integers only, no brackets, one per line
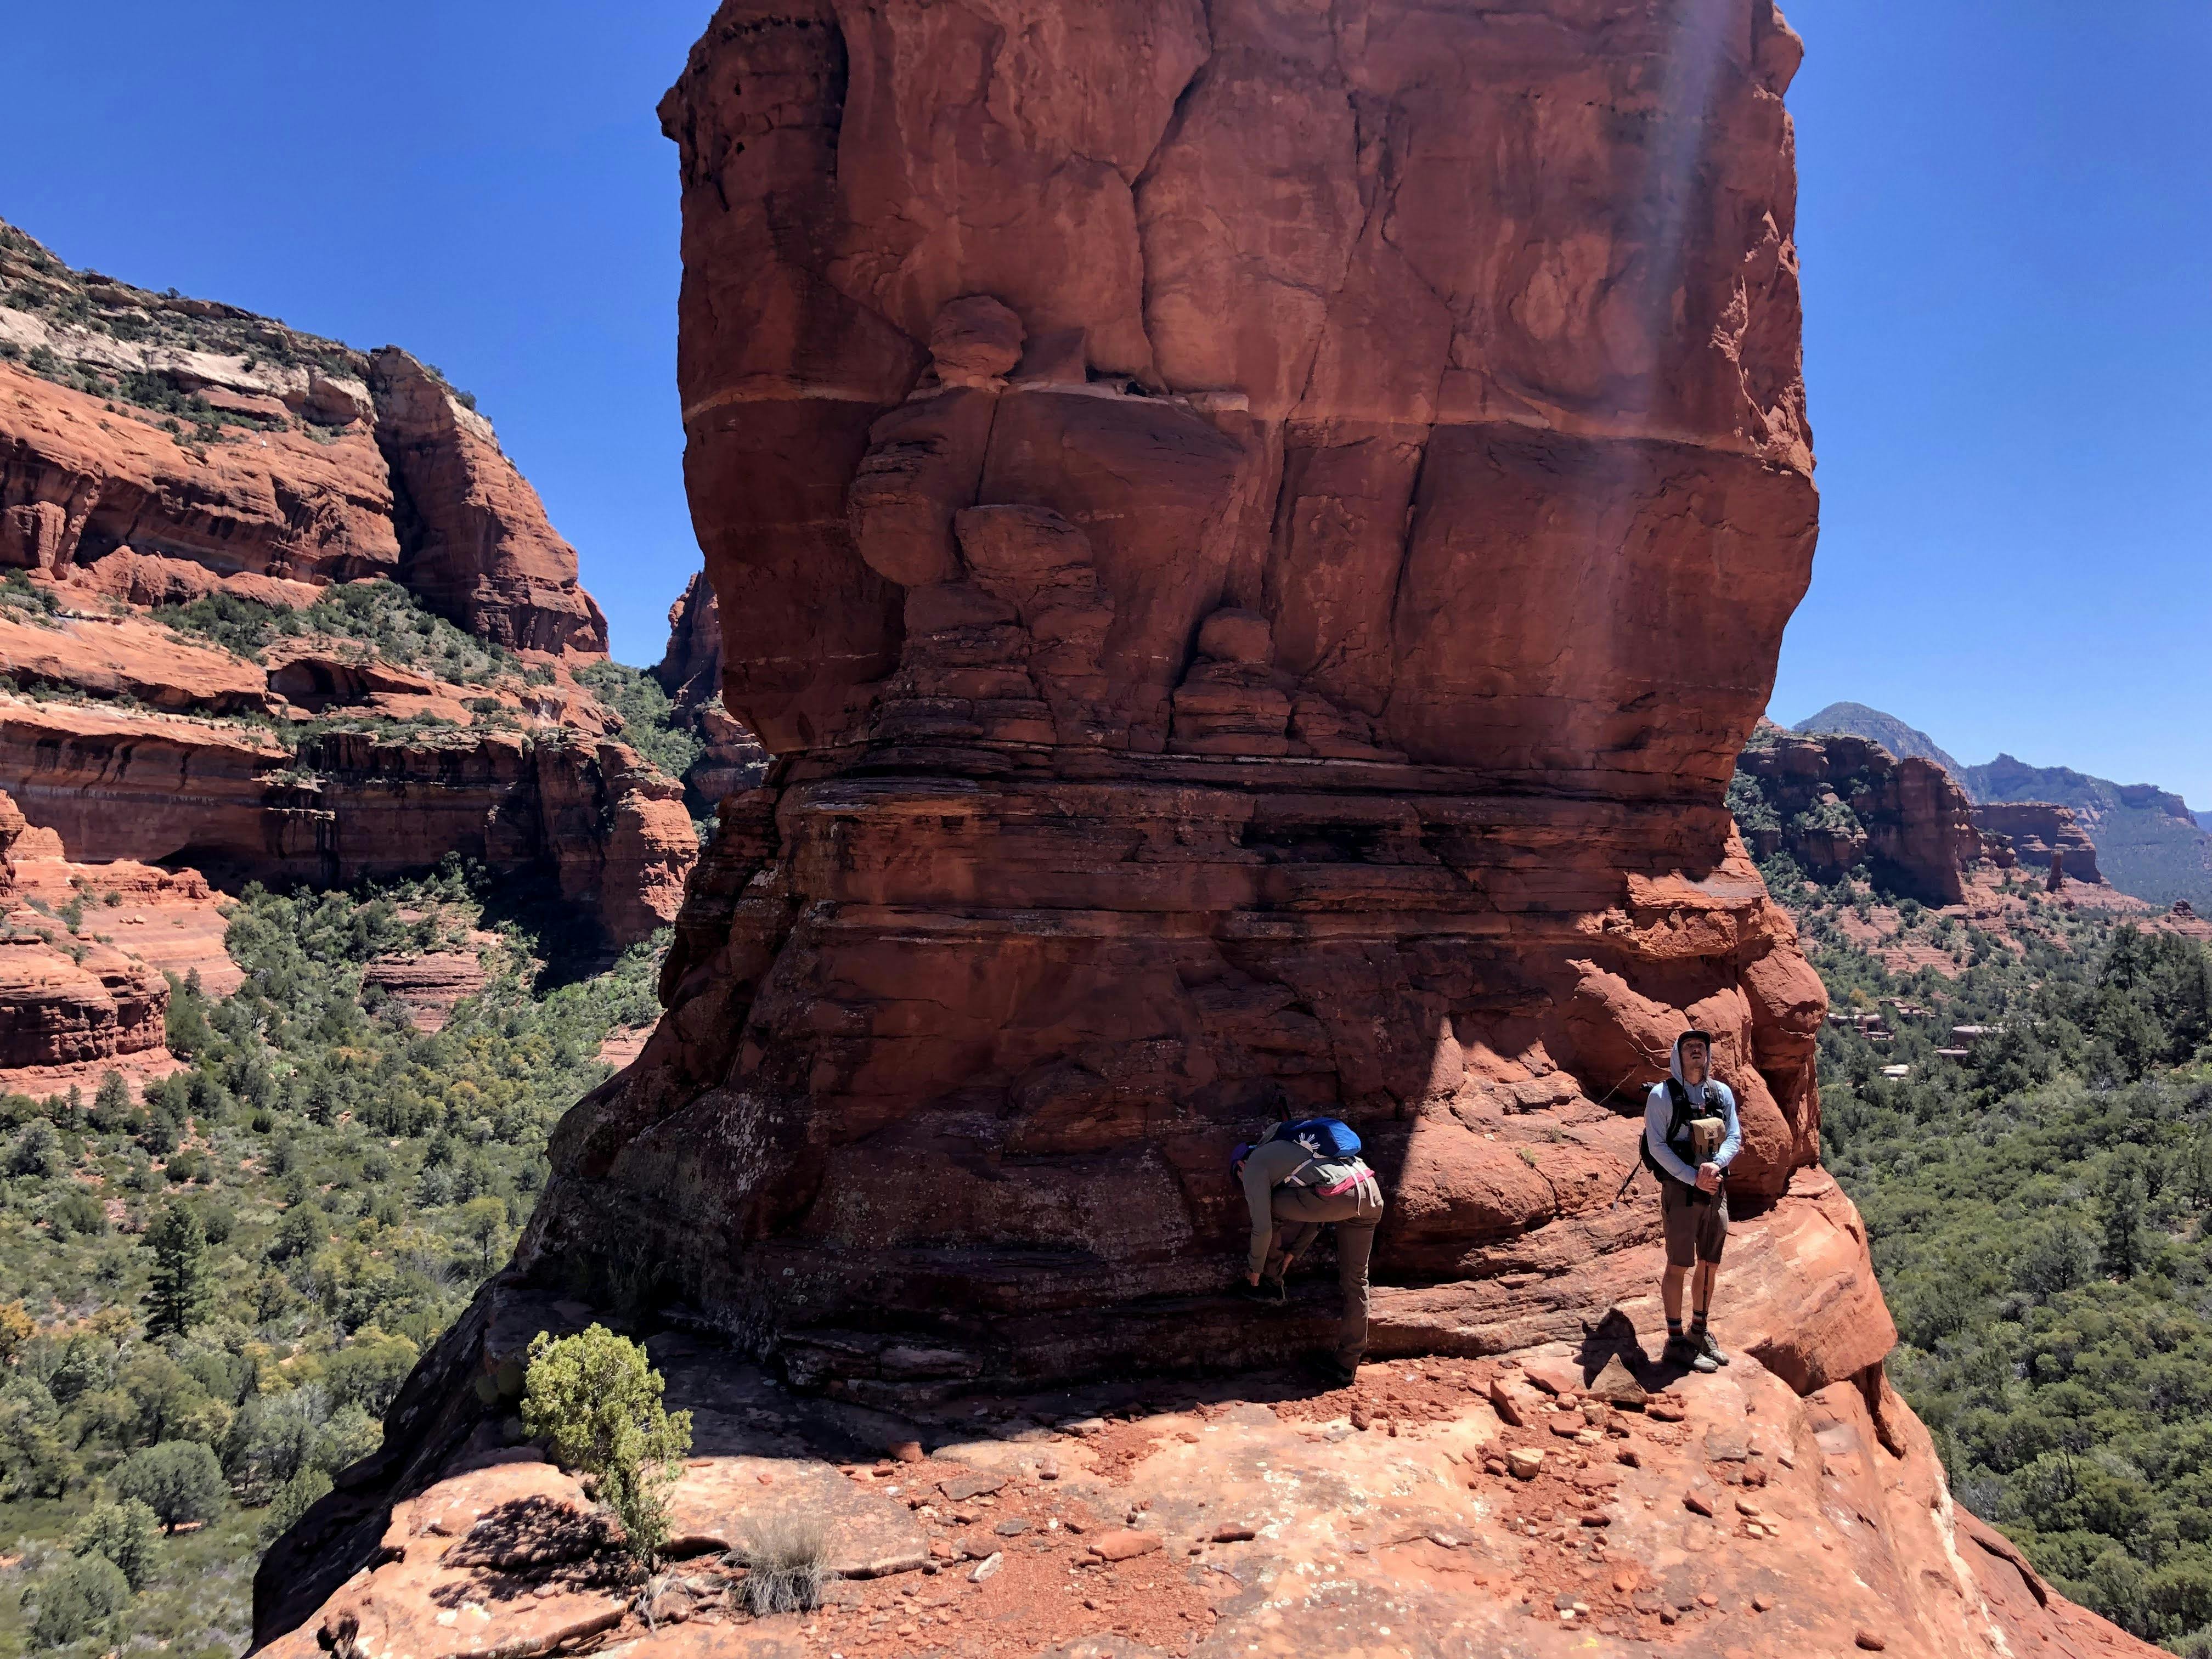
2,3,2206,799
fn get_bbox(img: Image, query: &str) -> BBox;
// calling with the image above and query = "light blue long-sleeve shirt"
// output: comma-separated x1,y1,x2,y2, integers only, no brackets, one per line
1644,1079,1741,1184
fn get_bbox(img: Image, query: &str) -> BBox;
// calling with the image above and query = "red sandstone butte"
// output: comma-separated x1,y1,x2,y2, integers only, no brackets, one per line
539,0,1824,1386
254,4,2155,1656
1736,724,2010,905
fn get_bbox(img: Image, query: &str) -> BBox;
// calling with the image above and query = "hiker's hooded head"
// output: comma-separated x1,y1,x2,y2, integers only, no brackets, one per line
1671,1030,1713,1090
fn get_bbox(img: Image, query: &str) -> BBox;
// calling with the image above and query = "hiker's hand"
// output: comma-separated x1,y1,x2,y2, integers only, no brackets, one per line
1244,1270,1260,1288
1696,1163,1721,1193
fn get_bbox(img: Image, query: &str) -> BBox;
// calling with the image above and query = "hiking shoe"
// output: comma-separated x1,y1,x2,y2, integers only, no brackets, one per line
1664,1336,1720,1375
1238,1277,1285,1307
1694,1327,1731,1367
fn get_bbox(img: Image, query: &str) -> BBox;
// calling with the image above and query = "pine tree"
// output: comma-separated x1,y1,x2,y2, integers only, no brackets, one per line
142,1203,213,1338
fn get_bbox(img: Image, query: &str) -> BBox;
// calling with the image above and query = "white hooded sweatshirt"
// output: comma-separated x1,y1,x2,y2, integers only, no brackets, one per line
1643,1032,1743,1185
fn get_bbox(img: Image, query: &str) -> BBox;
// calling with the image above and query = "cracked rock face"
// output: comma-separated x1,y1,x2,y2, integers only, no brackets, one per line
497,0,1837,1394
521,0,1826,1392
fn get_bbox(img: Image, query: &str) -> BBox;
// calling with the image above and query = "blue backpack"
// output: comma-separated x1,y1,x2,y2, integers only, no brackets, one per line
1269,1116,1362,1160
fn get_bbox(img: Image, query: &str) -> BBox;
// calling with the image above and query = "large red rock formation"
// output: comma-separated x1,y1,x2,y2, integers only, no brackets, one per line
652,569,768,811
0,788,172,1073
0,695,690,947
536,0,1820,1383
255,4,2154,1655
1734,725,2007,904
0,222,694,944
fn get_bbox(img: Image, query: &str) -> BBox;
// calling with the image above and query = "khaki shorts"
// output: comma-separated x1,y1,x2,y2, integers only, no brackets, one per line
1661,1178,1728,1267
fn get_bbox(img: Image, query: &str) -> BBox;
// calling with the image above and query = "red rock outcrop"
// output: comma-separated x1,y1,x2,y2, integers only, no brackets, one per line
1734,726,2005,904
534,0,1821,1382
1973,799,2105,886
0,788,173,1075
652,569,767,811
255,4,2153,1656
0,221,606,654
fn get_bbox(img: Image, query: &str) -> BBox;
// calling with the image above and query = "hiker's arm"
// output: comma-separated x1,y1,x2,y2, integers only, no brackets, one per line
1644,1090,1699,1184
1713,1086,1743,1169
1243,1157,1276,1277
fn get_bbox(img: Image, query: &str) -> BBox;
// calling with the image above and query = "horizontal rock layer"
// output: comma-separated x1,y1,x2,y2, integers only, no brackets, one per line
0,696,690,947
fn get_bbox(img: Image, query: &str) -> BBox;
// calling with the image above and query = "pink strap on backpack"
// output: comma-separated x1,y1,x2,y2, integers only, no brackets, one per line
1316,1160,1372,1198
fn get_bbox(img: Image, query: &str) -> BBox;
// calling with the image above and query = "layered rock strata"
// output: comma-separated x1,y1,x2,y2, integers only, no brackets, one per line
1972,799,2105,887
0,221,693,945
1734,727,2006,904
0,222,606,653
0,695,690,947
0,788,173,1073
539,0,1824,1385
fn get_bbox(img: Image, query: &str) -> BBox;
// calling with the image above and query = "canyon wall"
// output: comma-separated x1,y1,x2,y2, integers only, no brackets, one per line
1734,726,2010,904
0,223,607,654
1973,799,2104,887
529,0,1825,1389
652,569,768,812
0,224,692,946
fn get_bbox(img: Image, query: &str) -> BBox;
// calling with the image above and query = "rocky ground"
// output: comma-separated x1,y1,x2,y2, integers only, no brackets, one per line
267,1280,2149,1659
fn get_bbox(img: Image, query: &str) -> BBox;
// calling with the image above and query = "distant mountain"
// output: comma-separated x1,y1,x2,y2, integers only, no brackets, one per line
1785,701,2212,911
1961,756,2212,911
1790,702,1962,775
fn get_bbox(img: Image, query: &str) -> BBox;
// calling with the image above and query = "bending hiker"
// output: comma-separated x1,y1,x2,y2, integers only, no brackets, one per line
1232,1118,1384,1387
1645,1030,1742,1374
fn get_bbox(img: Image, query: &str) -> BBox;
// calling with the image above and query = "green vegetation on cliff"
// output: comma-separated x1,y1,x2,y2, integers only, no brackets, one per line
0,867,662,1656
1784,857,2212,1653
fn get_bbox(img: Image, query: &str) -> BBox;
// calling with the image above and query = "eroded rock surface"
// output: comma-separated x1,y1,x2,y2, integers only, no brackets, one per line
0,221,689,944
1972,799,2105,887
257,1279,2154,1659
0,222,606,654
256,4,2153,1655
1734,725,2008,905
652,569,768,812
541,0,1822,1389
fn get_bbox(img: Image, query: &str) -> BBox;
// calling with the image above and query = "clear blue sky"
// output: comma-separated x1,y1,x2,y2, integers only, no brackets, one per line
2,4,2206,798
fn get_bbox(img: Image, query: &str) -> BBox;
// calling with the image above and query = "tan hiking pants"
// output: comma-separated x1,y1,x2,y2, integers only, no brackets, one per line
1266,1175,1385,1369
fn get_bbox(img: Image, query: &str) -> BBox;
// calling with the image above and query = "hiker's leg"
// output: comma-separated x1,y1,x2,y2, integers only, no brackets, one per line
1660,1182,1695,1334
1332,1183,1383,1370
1691,1260,1719,1319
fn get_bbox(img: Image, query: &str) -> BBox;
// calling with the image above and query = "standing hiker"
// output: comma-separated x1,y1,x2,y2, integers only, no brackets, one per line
1645,1030,1742,1374
1233,1118,1384,1387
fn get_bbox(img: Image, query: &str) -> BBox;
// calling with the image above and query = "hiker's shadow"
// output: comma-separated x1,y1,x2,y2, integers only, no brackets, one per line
1577,1307,1697,1392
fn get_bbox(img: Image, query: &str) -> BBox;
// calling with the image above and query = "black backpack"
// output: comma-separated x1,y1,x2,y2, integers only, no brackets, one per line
1639,1076,1717,1203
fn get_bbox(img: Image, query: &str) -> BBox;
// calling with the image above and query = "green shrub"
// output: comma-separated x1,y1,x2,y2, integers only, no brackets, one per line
114,1439,227,1531
71,1498,160,1589
27,1553,130,1648
521,1324,692,1566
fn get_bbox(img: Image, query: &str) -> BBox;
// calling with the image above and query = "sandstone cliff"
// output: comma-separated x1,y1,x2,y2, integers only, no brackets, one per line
1972,799,2105,887
1733,725,2010,904
255,4,2152,1655
0,785,201,1079
0,222,606,653
0,222,693,945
